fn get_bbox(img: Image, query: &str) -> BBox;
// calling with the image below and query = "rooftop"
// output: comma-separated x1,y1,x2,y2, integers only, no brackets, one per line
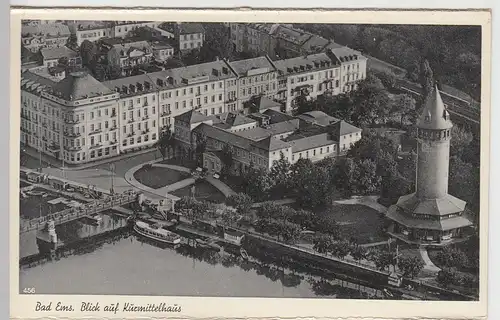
252,135,291,152
273,52,340,76
225,112,257,127
297,110,340,127
329,120,362,136
228,56,276,77
328,46,366,63
262,109,295,124
417,85,453,130
178,23,205,35
301,35,331,53
175,110,211,125
21,70,57,95
50,71,114,101
247,96,282,111
73,21,111,31
147,60,237,90
111,40,152,56
40,46,79,61
286,132,335,153
102,74,159,97
22,23,71,38
272,25,312,45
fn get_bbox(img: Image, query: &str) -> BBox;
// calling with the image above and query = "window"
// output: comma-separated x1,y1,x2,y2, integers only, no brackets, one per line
90,112,94,119
218,94,222,101
152,106,155,114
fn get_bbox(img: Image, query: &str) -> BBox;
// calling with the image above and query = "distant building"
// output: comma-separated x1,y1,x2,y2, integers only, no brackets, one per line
40,46,81,68
160,23,205,52
385,86,474,245
111,21,162,38
22,23,71,53
67,21,113,46
151,41,174,62
105,40,153,76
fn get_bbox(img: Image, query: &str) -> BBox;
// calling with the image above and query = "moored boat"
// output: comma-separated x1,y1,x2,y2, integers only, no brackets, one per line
134,221,182,245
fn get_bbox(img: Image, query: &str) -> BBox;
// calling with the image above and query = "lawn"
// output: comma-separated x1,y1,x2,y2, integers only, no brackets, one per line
316,203,387,244
133,166,191,189
171,180,226,204
160,157,198,169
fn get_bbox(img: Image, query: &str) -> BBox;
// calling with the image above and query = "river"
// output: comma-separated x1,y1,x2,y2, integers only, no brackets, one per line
19,213,384,299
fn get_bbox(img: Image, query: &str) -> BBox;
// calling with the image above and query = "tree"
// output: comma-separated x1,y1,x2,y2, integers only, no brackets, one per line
242,164,273,201
450,126,473,159
269,152,292,197
329,240,351,260
449,155,480,213
314,216,341,239
80,40,98,66
419,59,435,107
397,256,424,279
154,125,175,160
351,245,368,262
220,144,234,176
194,133,207,166
435,247,469,269
351,85,391,126
393,94,417,125
289,159,333,208
374,70,397,90
226,192,253,215
436,268,458,288
313,235,334,254
372,250,396,271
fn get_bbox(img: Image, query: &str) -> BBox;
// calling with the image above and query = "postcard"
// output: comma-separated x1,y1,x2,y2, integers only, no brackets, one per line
10,7,490,320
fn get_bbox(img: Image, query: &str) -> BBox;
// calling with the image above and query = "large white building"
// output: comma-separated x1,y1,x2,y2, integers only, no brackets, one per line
20,45,366,165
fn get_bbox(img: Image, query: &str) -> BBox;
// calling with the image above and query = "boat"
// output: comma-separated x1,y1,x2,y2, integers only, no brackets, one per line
134,221,182,245
240,248,249,260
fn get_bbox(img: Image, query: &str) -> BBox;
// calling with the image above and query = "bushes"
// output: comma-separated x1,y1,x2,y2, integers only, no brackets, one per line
226,192,253,214
437,267,479,289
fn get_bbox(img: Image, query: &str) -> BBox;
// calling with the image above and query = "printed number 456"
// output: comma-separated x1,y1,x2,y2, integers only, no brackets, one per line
23,288,35,294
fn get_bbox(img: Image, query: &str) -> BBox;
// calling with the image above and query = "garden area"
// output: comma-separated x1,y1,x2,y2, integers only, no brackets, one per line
133,165,191,189
171,180,226,204
314,203,387,245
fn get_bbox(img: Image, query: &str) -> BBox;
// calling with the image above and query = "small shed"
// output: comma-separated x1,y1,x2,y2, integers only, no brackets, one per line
224,228,245,246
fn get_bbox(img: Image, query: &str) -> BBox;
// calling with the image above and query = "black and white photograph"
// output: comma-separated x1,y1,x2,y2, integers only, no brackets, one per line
11,9,490,318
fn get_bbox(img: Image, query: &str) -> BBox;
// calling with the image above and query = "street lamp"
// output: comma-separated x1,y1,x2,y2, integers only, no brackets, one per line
109,163,115,194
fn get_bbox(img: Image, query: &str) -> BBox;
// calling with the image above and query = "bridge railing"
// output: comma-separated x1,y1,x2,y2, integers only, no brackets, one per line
20,193,138,233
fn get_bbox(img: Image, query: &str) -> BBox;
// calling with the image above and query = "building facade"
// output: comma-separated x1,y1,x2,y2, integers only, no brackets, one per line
22,23,71,53
385,86,474,245
67,21,113,46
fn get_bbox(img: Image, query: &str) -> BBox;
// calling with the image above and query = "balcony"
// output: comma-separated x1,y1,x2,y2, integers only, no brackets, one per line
89,143,102,150
66,131,81,138
127,132,135,138
47,144,60,152
42,122,48,128
142,115,149,121
89,129,102,135
109,126,118,131
41,109,47,115
21,127,31,134
110,140,118,145
111,111,117,117
64,145,82,152
64,118,80,124
128,118,135,124
161,111,171,117
142,129,150,135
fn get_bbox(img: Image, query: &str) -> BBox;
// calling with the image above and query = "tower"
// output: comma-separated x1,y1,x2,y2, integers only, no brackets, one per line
415,84,453,199
385,85,474,245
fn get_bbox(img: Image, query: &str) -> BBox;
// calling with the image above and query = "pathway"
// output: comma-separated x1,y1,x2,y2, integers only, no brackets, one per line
158,178,196,194
419,247,441,273
152,163,191,173
360,241,390,248
205,176,236,197
252,198,296,208
334,196,387,213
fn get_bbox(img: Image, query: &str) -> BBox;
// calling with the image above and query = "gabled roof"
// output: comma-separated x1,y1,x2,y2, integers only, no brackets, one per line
40,46,79,61
286,132,335,153
228,56,276,77
297,110,340,127
225,112,256,127
252,135,291,152
52,71,113,101
417,85,453,130
249,96,282,111
262,109,295,124
329,120,362,136
178,23,205,35
22,23,70,38
175,110,211,125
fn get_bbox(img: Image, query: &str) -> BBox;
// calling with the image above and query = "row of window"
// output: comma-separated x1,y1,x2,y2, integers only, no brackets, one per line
122,132,157,147
182,33,202,40
122,107,155,120
159,82,224,100
291,145,336,161
241,84,275,96
122,120,156,134
183,42,202,49
240,73,276,85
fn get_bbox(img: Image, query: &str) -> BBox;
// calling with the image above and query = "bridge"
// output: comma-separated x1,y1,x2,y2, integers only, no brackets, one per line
20,192,138,233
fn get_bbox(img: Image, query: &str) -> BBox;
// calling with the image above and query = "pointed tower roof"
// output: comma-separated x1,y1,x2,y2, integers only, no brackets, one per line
417,85,453,130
